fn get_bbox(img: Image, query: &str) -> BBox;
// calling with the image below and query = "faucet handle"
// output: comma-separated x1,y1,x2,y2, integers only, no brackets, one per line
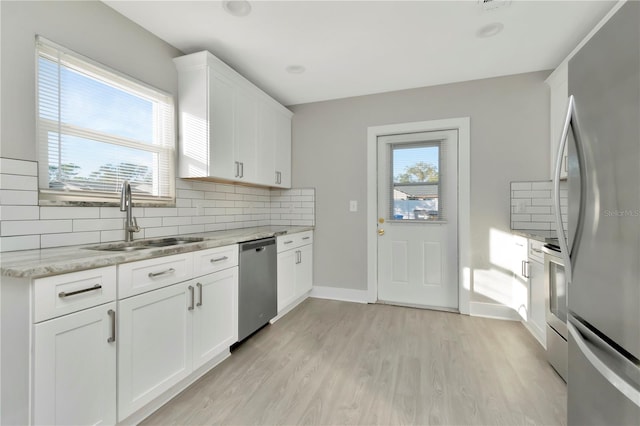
132,216,141,233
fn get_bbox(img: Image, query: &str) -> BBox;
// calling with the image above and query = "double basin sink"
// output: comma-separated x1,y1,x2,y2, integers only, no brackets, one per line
85,237,205,252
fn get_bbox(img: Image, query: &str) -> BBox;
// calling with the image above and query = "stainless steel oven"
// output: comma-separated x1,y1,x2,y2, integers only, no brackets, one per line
543,242,567,381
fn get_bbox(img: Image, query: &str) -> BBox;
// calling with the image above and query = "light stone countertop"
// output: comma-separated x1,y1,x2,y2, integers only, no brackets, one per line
511,229,559,243
0,226,313,278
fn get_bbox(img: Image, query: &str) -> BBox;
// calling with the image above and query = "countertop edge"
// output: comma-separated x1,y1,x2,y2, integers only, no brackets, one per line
1,226,314,279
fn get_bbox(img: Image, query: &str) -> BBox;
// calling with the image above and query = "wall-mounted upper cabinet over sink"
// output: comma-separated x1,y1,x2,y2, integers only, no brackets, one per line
174,51,293,188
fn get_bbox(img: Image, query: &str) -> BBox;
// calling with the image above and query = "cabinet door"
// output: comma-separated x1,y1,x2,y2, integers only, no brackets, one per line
234,88,258,182
512,236,529,321
34,303,116,426
295,244,313,297
192,267,238,370
529,259,547,346
277,249,296,312
257,102,277,185
209,72,237,180
274,110,292,188
117,283,193,421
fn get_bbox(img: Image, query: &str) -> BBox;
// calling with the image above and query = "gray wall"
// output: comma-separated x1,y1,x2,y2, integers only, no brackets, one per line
0,0,183,160
290,71,551,303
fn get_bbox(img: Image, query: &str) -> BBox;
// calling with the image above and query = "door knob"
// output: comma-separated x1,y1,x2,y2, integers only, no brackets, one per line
378,228,385,236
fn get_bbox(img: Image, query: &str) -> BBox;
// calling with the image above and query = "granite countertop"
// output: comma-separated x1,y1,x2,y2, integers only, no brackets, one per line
1,226,313,278
511,229,558,243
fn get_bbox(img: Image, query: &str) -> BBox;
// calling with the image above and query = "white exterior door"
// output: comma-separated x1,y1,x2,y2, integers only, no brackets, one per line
377,130,458,310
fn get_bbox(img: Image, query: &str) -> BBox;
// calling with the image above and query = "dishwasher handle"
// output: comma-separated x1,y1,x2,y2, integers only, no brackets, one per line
240,237,276,252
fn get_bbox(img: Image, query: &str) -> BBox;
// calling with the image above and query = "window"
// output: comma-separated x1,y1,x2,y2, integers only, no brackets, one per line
36,36,175,204
391,142,443,220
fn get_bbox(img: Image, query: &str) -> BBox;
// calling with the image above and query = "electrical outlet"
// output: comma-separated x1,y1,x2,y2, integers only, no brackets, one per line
515,199,527,213
349,200,358,212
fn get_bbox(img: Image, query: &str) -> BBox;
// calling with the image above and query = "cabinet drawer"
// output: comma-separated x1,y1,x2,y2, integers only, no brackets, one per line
193,244,238,277
34,266,116,323
118,253,193,299
277,231,313,252
529,240,544,263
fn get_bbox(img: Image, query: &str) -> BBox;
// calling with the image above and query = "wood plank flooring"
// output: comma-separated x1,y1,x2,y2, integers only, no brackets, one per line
141,299,566,425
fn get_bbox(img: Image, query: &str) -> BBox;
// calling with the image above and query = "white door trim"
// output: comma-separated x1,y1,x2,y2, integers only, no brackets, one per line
366,118,471,314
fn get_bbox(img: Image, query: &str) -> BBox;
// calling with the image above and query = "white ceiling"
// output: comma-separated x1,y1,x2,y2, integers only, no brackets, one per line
103,0,616,106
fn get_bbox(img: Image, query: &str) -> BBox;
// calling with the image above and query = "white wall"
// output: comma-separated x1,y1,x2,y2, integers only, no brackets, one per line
290,71,551,305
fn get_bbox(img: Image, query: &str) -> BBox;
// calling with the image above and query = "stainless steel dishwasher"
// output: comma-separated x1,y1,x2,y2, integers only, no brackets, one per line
237,237,277,342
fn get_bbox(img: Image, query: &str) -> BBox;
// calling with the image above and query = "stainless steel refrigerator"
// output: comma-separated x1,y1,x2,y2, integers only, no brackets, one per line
553,1,640,425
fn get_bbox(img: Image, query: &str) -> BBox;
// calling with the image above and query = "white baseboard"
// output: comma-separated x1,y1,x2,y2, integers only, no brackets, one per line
523,320,547,349
469,301,520,321
310,286,369,304
270,291,309,323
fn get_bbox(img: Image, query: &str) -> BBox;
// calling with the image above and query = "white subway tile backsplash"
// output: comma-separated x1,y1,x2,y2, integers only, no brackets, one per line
144,207,178,217
0,190,38,205
178,224,205,234
41,207,100,220
2,220,72,236
511,181,567,234
0,156,315,252
0,174,38,191
162,216,192,226
0,158,38,176
41,231,100,248
144,226,179,238
73,218,123,232
0,235,40,252
0,206,40,221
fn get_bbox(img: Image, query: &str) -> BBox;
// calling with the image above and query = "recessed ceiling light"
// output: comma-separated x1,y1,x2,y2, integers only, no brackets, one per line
285,65,306,74
476,22,504,38
222,1,252,17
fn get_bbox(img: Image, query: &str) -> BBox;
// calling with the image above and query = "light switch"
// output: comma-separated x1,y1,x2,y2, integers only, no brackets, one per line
349,200,358,212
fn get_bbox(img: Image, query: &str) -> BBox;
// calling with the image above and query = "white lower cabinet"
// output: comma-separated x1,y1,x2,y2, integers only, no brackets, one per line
192,267,238,370
117,282,193,421
528,255,546,347
34,302,117,426
277,231,314,313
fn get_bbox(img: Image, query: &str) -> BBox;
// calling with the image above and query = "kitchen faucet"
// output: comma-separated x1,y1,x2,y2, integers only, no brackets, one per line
120,180,140,242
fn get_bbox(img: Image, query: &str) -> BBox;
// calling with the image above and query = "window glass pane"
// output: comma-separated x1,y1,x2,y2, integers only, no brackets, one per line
47,133,158,196
391,144,441,220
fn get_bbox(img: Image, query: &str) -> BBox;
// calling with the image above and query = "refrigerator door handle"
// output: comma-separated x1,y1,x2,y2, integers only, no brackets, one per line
553,95,586,284
568,320,640,408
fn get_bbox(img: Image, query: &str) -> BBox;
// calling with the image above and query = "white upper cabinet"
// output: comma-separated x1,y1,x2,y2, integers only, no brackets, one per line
546,62,569,180
174,51,292,188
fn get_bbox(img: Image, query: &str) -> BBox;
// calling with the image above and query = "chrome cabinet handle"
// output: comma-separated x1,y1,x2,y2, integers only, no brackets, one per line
235,161,240,178
107,309,116,343
296,250,302,264
284,240,293,245
58,284,102,298
521,260,526,277
148,268,176,278
196,283,203,307
240,162,244,178
302,236,310,240
210,256,228,263
532,248,543,253
275,171,279,184
188,285,195,311
524,261,530,279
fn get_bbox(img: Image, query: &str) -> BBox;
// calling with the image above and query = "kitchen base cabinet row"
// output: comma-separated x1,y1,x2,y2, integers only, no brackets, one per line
0,233,313,425
0,245,239,425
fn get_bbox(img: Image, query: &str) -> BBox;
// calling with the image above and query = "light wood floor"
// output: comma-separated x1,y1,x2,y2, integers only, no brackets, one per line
142,299,567,425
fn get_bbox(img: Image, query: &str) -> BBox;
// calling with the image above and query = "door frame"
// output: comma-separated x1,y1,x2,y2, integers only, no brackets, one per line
366,118,471,314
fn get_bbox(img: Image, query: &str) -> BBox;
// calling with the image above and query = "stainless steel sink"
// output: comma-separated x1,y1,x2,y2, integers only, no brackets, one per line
85,237,205,252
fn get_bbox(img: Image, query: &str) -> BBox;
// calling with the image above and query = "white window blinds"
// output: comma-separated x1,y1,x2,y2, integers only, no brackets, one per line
36,36,175,204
